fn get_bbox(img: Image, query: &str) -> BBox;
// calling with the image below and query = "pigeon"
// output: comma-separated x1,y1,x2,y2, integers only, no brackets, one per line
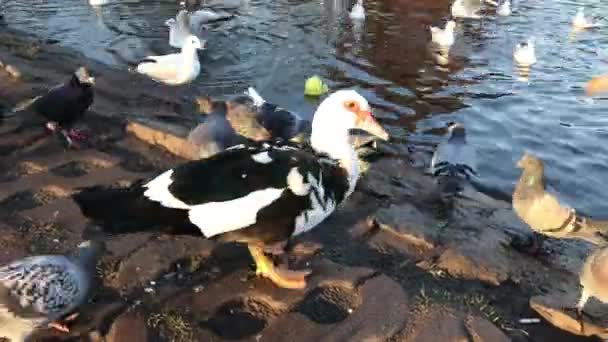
430,21,456,48
4,67,95,148
187,101,251,159
430,122,477,179
136,35,203,86
513,38,536,67
166,10,194,49
574,246,608,333
349,0,365,20
429,122,477,202
0,240,104,342
189,87,309,158
512,153,608,254
497,0,511,16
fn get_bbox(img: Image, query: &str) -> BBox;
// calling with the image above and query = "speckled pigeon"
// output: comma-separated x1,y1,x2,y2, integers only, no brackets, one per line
0,240,104,342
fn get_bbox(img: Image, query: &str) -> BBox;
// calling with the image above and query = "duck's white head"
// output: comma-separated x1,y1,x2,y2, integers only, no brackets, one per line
311,90,388,157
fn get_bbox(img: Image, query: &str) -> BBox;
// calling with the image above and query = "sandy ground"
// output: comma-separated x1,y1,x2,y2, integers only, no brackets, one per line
0,27,605,342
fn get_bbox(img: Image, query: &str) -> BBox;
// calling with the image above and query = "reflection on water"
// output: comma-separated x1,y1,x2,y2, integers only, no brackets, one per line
2,0,608,215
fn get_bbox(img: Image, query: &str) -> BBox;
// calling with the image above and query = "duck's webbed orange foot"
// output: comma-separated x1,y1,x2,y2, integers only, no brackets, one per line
248,245,310,289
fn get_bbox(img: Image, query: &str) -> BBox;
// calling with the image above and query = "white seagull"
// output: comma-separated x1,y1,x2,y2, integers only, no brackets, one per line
430,21,456,48
513,38,536,67
136,35,204,86
497,0,511,16
166,10,194,49
349,0,365,20
572,7,601,30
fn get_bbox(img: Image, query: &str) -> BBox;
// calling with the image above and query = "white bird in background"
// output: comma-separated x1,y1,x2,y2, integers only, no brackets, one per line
189,8,235,28
136,35,204,85
89,0,110,6
166,10,194,49
430,21,456,48
572,7,600,30
514,38,536,67
349,0,365,20
497,0,511,16
451,0,481,19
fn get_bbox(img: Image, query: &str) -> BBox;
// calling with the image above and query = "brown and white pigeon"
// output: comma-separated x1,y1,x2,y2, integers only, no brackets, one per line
512,152,608,252
0,240,104,342
574,245,608,333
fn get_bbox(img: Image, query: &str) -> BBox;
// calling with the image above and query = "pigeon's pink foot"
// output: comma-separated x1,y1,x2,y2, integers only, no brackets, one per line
67,128,87,141
60,130,83,149
48,321,70,333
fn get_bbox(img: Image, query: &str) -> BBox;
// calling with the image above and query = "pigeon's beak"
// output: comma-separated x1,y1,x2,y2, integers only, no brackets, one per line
357,110,389,141
586,75,608,96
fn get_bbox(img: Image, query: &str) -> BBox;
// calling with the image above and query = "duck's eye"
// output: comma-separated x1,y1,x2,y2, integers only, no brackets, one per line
344,101,358,111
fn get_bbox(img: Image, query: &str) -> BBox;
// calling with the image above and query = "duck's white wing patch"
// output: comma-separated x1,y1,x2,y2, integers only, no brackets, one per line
143,170,190,209
287,167,311,196
251,151,273,164
293,172,336,236
189,188,284,237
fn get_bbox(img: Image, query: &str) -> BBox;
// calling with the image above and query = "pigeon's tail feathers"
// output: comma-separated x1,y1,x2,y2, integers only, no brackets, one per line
8,96,42,114
577,217,608,245
246,87,265,107
71,181,198,235
432,162,477,180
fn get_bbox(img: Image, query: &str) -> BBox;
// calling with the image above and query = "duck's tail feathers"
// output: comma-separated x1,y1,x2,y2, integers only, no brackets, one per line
246,86,266,107
72,181,198,235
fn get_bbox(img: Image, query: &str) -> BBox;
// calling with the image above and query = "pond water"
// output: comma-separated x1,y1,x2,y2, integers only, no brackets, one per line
2,0,608,216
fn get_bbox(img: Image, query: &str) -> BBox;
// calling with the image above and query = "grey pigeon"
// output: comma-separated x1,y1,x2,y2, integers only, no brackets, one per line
187,101,252,159
430,122,477,178
0,240,104,342
189,87,309,159
429,122,477,203
512,153,608,254
6,67,95,148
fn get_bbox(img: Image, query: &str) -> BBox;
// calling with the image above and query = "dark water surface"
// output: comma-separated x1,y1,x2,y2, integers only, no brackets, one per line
2,0,608,215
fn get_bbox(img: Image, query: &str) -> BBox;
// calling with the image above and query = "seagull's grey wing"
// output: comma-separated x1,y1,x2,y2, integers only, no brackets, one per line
0,256,83,320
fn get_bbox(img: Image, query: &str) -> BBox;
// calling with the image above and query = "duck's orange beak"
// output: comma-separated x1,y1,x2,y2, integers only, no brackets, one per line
585,75,608,96
357,110,389,141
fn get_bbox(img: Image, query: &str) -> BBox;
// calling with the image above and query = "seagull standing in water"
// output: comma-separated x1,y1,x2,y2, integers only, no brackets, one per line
497,0,511,16
572,7,601,30
430,21,456,48
514,38,536,67
349,0,365,20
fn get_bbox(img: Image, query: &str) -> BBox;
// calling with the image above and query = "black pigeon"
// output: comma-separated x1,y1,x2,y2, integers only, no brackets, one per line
27,67,94,147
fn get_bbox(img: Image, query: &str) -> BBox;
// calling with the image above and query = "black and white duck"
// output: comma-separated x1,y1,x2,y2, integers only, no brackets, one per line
72,89,389,289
